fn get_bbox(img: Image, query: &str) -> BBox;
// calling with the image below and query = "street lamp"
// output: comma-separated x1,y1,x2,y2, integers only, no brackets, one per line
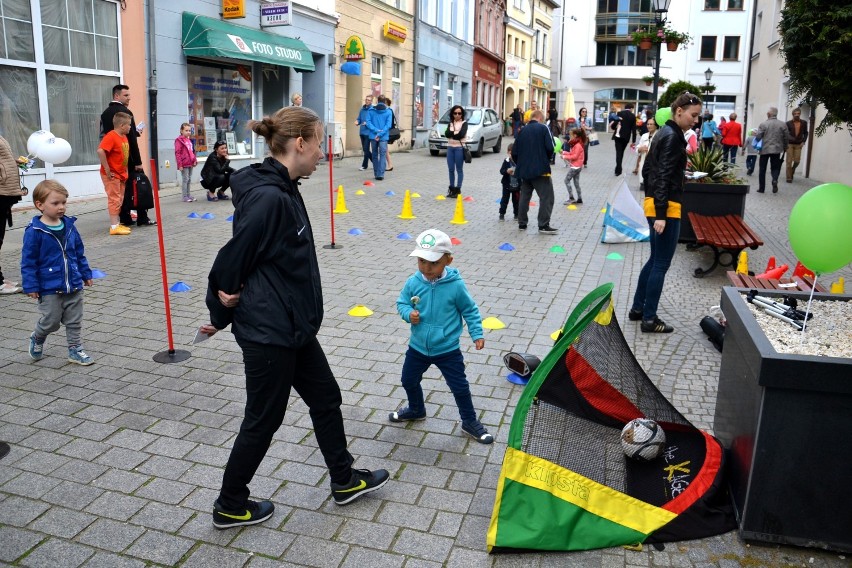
703,68,714,108
650,0,672,108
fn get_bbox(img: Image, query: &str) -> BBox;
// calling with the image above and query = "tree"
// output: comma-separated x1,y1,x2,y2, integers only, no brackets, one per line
780,0,852,136
658,81,706,109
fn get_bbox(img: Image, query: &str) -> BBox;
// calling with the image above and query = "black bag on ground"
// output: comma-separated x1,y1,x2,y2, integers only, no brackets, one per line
124,172,154,210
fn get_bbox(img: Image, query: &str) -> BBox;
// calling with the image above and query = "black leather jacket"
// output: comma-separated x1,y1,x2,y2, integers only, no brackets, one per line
641,120,686,220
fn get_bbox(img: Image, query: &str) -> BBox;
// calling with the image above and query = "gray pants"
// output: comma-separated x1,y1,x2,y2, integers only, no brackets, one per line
563,168,582,200
180,167,193,198
34,290,85,348
518,175,555,229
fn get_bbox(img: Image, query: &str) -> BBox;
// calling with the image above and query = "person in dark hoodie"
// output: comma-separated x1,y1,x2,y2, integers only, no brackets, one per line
366,95,392,180
200,106,389,530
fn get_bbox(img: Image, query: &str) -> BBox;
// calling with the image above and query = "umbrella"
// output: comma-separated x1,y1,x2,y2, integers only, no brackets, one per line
562,88,577,132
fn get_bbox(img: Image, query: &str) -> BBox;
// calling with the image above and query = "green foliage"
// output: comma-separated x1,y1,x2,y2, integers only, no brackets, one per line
686,146,746,185
780,0,852,136
657,81,705,109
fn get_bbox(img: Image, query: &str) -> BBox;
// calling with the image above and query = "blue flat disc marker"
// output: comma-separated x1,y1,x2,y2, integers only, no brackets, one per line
507,372,529,385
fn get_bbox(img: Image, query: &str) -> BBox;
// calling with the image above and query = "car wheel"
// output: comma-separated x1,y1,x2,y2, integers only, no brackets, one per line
492,136,502,153
473,138,484,157
429,149,439,156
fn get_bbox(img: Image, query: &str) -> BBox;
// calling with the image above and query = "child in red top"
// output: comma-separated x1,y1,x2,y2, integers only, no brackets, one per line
96,112,131,235
174,123,198,202
561,128,587,204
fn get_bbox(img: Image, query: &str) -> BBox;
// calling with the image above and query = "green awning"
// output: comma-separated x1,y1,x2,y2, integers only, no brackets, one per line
181,12,315,72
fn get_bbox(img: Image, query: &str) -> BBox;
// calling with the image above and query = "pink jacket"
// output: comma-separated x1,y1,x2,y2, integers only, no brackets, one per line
561,141,584,168
174,136,196,169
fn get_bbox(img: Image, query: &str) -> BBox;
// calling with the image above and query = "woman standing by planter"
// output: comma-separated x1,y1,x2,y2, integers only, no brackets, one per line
578,107,593,167
629,92,702,333
635,117,658,190
444,105,468,198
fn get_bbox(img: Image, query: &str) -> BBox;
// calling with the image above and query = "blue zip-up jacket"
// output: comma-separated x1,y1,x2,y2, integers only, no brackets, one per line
366,102,392,141
701,119,720,139
396,266,483,356
21,215,92,296
356,104,372,136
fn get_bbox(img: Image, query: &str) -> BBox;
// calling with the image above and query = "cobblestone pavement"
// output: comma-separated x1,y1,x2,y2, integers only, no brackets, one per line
1,138,850,567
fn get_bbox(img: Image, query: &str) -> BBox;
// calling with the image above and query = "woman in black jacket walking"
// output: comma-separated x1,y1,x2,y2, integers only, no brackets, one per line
200,106,388,530
629,92,702,333
200,141,234,201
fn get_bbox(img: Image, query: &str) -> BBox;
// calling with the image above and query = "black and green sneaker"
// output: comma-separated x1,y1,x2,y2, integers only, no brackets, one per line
331,468,390,505
212,499,274,529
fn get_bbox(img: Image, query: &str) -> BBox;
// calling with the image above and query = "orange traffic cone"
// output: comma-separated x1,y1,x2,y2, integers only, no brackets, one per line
764,256,776,272
397,190,416,219
756,264,789,280
792,261,815,280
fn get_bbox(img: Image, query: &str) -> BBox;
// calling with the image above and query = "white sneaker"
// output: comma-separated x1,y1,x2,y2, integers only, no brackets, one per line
359,166,367,171
0,282,22,294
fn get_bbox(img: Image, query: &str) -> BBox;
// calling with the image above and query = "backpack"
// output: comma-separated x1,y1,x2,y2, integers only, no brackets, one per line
123,171,154,210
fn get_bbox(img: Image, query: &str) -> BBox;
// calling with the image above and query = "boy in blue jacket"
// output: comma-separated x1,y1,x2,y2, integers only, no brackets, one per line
21,180,94,365
392,229,493,444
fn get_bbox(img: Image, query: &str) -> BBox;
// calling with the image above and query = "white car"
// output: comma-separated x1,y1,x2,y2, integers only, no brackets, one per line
429,106,503,157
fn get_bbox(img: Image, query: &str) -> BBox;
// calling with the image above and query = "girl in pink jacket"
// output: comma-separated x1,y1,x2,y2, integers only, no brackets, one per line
561,128,587,204
174,123,198,202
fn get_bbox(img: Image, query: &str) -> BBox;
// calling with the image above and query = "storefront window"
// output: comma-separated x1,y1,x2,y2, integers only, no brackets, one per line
41,0,119,71
187,60,253,158
0,66,40,159
46,71,116,167
1,0,35,61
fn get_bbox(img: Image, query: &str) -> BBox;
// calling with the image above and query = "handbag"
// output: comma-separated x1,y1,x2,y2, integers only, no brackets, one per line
463,146,472,164
588,131,600,146
388,112,401,143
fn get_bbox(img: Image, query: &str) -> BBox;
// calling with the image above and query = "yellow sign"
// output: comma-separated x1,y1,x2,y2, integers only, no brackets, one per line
344,35,365,61
383,21,407,43
223,0,245,19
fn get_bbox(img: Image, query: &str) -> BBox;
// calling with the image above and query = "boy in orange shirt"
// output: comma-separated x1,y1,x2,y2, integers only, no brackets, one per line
97,112,132,235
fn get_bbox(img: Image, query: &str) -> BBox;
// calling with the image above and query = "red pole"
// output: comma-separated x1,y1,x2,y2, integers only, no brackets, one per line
323,133,340,249
149,159,176,353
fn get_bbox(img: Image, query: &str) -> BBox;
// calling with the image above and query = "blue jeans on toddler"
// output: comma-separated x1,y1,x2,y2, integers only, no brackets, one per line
745,155,756,174
400,347,476,422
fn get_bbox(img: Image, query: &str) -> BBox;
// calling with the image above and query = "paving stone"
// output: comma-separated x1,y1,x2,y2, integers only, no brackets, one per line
84,491,147,522
284,534,349,567
281,508,344,539
18,538,94,568
376,502,434,531
132,477,194,504
180,544,253,568
29,506,97,539
123,529,194,565
0,495,50,527
1,472,62,499
128,501,194,532
80,551,147,568
391,529,454,563
76,518,145,552
230,526,295,558
340,546,406,568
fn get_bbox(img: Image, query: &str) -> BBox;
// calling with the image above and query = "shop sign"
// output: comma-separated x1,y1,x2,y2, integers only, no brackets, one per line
475,59,501,84
260,1,291,27
344,35,365,60
506,63,520,80
223,0,245,19
383,21,407,43
531,76,550,89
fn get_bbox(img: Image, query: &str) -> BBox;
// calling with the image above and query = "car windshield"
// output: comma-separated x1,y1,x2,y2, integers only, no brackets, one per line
438,108,483,125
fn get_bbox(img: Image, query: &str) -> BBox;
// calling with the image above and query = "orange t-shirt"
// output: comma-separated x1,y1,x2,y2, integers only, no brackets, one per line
99,131,129,181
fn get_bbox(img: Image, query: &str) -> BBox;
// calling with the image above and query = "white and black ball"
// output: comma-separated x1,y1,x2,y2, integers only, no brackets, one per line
621,418,666,461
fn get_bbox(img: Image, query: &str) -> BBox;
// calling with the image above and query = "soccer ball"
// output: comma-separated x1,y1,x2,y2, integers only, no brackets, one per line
621,418,666,461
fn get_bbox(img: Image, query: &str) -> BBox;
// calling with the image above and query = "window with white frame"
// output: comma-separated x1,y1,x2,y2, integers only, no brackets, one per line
723,36,740,60
371,56,382,98
447,74,455,108
416,66,425,127
432,71,441,124
391,59,402,118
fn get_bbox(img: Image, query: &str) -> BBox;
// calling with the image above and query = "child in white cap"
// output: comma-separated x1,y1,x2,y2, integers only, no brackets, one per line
391,229,493,444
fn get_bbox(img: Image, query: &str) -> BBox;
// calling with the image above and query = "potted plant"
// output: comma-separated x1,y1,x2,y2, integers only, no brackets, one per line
641,74,655,86
656,77,670,88
663,28,691,51
631,27,662,50
679,145,750,242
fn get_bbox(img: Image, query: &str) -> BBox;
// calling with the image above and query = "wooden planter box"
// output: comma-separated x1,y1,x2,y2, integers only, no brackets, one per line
679,182,749,243
713,288,852,552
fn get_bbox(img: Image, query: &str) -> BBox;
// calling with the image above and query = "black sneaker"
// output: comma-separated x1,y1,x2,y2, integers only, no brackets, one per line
212,499,274,529
640,318,674,333
772,182,778,193
538,225,558,234
518,224,527,230
331,468,390,505
499,214,505,221
574,199,583,204
389,406,426,422
461,420,494,444
628,309,643,321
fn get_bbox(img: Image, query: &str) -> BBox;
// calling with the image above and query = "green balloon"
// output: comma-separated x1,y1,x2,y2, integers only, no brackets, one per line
553,136,563,154
655,107,672,126
788,183,852,274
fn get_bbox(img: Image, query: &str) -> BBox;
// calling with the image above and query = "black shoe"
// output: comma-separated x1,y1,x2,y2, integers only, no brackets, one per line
375,177,383,181
136,220,157,226
499,214,505,221
213,499,274,529
574,199,583,204
389,406,426,422
772,182,778,193
538,225,558,234
757,189,765,193
331,468,390,505
628,309,643,321
217,192,230,200
461,420,494,444
640,318,674,333
518,224,527,230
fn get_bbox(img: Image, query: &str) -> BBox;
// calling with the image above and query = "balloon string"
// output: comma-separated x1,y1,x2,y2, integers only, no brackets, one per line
800,274,818,342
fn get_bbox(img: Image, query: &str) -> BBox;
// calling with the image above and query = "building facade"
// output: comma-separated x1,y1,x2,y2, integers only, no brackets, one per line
472,0,506,117
2,0,147,201
503,0,533,116
529,0,557,113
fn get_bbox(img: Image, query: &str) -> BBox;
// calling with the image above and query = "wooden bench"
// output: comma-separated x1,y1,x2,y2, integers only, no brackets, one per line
726,271,827,292
688,213,764,277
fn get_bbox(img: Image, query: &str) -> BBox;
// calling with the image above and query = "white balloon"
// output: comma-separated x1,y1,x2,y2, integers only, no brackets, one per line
35,137,73,164
26,130,54,155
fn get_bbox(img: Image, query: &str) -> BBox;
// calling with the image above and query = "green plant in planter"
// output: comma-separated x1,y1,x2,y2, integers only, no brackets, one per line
686,146,747,185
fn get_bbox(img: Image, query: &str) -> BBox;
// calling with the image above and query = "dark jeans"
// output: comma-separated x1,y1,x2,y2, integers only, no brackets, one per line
359,134,372,169
518,175,555,229
202,173,231,194
758,153,782,191
721,144,738,164
583,142,589,166
499,185,519,216
614,138,630,175
218,336,354,509
745,155,757,174
0,195,15,283
512,120,521,137
400,347,476,422
631,218,681,321
702,137,715,150
447,146,464,188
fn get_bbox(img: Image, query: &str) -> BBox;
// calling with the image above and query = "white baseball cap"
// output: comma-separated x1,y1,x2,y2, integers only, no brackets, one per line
410,229,453,262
